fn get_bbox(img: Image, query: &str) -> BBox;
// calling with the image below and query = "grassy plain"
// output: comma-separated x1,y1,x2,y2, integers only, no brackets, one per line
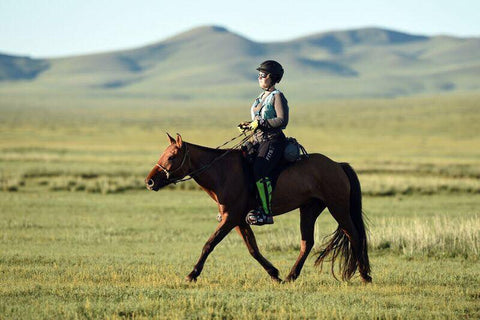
0,93,479,319
1,191,478,319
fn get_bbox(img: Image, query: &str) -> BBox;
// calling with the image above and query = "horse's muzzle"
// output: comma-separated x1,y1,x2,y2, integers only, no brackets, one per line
145,175,171,191
146,179,155,191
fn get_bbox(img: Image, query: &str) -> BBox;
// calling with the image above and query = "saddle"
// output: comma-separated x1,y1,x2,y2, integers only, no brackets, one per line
241,137,308,190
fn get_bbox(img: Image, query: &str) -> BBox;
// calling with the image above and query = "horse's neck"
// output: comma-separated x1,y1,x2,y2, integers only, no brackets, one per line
187,143,229,190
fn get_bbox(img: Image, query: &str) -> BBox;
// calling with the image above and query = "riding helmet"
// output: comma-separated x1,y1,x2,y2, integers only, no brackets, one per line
256,60,284,83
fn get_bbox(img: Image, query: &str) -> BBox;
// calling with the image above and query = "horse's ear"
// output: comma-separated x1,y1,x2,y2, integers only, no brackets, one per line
176,133,183,148
166,133,175,145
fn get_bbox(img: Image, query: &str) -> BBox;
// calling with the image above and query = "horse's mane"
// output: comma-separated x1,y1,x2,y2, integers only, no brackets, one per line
186,142,243,156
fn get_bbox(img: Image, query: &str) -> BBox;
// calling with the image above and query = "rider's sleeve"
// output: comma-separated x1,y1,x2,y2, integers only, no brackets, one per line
260,92,289,129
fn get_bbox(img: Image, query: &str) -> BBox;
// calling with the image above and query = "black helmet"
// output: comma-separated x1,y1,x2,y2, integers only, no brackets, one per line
256,60,284,83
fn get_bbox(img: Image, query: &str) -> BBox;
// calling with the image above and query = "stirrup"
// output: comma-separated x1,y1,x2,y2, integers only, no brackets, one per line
246,208,274,226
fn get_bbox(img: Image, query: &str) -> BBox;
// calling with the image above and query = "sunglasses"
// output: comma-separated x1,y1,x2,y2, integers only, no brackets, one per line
258,72,269,79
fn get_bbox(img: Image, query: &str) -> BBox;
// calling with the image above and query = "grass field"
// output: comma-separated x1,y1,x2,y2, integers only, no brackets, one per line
0,93,479,319
1,191,478,319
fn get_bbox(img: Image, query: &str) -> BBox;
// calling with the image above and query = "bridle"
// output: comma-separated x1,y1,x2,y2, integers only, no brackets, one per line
154,132,254,185
156,143,189,180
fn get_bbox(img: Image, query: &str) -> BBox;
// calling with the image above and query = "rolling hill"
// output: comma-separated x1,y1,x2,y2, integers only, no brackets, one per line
0,25,479,100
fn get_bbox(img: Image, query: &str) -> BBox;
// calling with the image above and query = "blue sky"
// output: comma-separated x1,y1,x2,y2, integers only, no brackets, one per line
1,0,479,58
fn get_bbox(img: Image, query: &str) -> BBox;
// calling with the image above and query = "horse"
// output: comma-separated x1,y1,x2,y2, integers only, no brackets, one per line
145,133,372,283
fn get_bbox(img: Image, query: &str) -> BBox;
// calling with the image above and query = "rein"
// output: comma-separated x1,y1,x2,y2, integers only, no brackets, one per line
161,132,254,185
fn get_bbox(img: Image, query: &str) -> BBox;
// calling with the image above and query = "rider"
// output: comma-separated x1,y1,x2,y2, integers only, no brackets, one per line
239,60,289,226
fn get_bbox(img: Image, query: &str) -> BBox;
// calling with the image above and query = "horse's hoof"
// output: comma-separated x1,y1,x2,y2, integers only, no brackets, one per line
285,275,297,282
271,276,283,283
185,273,198,283
361,274,372,283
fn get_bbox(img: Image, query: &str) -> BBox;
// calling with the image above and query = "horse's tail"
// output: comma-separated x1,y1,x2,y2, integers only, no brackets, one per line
315,163,371,282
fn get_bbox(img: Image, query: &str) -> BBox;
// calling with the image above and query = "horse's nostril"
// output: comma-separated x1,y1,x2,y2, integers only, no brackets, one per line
147,179,154,188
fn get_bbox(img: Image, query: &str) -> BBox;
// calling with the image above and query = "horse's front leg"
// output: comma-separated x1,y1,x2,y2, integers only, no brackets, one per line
186,219,236,282
236,224,282,283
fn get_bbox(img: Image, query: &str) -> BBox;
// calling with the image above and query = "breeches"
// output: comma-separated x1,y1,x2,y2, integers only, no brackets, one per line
253,139,285,181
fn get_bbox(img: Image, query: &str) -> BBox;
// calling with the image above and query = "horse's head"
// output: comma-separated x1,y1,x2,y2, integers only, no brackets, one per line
145,133,189,191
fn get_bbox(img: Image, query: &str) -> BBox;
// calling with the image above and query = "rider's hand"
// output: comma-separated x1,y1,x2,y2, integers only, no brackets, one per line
237,121,250,133
248,120,259,131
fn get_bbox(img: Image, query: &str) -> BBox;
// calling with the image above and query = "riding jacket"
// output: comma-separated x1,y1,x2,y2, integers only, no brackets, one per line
250,89,289,143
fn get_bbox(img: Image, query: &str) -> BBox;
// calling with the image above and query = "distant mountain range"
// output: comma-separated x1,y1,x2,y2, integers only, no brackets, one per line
1,26,479,100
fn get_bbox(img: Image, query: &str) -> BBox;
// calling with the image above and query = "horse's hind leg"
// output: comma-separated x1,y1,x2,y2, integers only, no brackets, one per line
236,224,282,283
286,199,325,282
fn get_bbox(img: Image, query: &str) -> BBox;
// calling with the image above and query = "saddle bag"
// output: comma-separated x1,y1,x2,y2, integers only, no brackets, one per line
284,137,308,162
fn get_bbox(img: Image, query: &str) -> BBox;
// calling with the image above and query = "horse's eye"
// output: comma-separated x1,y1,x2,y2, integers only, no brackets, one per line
168,156,174,161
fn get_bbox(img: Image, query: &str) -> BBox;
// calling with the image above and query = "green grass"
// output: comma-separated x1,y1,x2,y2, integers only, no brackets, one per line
0,92,479,318
0,190,479,319
1,93,479,196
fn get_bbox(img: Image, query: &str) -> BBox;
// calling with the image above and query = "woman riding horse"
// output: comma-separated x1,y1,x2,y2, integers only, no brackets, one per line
144,62,372,283
145,134,372,283
238,60,289,226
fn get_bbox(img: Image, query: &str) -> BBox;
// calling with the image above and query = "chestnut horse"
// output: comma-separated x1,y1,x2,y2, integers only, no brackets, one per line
145,133,371,283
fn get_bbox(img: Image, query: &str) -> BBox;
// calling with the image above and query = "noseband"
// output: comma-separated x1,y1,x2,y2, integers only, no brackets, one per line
156,144,189,180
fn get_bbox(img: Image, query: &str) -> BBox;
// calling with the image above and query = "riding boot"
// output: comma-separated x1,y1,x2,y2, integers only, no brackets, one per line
246,177,274,225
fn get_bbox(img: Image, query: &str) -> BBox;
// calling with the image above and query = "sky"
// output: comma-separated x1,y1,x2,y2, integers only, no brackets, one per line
1,0,479,58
